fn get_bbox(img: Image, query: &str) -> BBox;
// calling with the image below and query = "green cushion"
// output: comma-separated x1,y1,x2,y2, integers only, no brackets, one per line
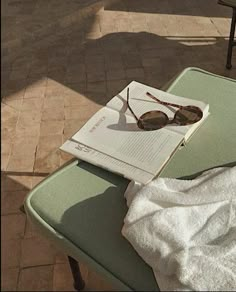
218,0,236,8
25,68,236,291
161,68,236,178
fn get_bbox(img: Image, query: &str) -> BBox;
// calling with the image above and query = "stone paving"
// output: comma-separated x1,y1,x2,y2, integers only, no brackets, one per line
1,0,236,290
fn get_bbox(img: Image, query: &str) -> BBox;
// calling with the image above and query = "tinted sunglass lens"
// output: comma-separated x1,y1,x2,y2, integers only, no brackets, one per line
138,111,168,130
174,106,203,125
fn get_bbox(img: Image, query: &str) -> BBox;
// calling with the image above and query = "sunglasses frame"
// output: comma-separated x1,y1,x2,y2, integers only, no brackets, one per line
126,88,203,130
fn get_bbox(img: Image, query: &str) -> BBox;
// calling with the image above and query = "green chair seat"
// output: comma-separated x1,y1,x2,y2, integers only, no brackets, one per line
25,68,236,291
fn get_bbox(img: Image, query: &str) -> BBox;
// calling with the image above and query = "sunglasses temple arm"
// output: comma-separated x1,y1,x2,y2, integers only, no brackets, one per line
146,92,184,109
127,88,139,122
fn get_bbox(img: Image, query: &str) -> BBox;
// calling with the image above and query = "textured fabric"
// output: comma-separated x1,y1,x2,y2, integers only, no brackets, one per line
123,167,236,291
25,68,236,291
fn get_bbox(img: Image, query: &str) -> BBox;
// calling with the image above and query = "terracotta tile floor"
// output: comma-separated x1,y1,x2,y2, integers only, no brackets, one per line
1,0,236,290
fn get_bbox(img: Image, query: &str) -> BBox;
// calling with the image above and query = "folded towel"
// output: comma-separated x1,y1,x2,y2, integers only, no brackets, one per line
122,167,236,291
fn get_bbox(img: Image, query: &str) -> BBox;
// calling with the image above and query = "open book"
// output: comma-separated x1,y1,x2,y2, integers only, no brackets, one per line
61,81,209,184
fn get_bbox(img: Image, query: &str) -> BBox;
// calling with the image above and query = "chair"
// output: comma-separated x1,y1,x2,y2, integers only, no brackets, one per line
218,0,236,69
24,67,236,291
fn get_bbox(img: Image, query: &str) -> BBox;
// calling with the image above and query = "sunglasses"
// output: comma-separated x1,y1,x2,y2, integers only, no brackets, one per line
127,88,203,131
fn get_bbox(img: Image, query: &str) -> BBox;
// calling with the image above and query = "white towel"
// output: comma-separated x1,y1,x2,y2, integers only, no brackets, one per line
122,167,236,291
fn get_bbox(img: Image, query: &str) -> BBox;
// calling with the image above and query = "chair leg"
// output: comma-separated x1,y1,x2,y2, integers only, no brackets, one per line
20,204,26,213
226,8,236,69
68,256,85,291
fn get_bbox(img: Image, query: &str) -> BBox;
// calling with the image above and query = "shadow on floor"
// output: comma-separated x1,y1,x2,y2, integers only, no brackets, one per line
2,0,235,106
105,0,232,17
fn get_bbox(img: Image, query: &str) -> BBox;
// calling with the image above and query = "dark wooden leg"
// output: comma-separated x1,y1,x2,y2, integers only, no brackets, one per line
68,256,85,291
226,8,236,69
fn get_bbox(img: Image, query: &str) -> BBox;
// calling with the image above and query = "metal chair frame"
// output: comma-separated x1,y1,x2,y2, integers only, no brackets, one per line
218,1,236,69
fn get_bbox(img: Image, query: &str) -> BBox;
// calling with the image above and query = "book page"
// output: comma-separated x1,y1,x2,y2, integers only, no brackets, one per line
72,107,184,174
60,140,154,184
106,81,209,137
